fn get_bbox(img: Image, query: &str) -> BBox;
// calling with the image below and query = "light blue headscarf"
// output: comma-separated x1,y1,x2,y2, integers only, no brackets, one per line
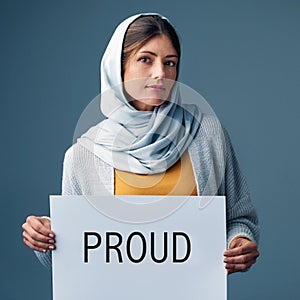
77,13,201,174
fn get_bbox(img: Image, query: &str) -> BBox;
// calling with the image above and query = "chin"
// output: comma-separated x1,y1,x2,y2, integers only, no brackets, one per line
131,98,166,111
148,98,165,105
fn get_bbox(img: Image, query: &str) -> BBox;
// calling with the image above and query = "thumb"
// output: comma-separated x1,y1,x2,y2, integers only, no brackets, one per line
40,217,52,230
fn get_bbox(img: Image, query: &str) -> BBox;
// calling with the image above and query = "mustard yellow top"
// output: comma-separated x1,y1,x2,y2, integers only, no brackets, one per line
115,151,198,196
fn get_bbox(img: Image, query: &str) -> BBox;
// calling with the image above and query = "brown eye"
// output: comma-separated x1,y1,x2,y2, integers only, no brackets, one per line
165,61,176,67
139,57,151,63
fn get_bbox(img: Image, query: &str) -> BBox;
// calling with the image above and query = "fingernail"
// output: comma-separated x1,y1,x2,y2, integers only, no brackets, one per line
49,245,55,250
224,259,229,263
49,233,54,238
43,249,47,253
48,239,55,244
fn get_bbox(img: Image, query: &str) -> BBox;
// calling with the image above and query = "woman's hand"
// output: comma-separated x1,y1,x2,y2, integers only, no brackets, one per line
22,216,56,253
223,237,259,274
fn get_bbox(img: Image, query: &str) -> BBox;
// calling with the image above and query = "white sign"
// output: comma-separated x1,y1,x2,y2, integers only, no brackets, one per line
50,195,227,300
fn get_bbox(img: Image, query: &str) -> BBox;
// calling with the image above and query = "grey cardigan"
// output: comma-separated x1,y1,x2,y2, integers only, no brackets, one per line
35,115,259,268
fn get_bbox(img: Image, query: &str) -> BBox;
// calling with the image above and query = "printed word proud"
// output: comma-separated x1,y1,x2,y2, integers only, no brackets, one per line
84,231,191,264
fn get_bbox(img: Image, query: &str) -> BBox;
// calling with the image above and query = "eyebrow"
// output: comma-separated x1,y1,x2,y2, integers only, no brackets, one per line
139,51,178,58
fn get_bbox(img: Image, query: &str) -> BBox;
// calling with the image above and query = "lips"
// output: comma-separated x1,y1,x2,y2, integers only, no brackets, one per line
146,84,166,91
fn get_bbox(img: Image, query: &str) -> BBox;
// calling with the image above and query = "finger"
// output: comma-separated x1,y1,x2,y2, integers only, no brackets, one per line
227,269,234,275
23,237,54,253
22,222,53,244
23,231,55,251
26,216,54,237
224,251,259,265
224,242,257,257
225,258,257,272
30,216,54,236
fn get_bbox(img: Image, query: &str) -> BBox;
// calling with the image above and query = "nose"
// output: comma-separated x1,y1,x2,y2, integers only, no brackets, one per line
152,61,165,79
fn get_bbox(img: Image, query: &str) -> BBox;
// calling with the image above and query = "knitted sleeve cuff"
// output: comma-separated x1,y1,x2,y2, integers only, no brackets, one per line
227,225,256,249
34,250,52,269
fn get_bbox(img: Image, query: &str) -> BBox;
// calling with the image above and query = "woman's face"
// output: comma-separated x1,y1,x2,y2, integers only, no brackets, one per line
123,35,178,111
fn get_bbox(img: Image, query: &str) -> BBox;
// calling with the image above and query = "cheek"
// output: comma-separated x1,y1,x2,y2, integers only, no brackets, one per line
166,68,177,80
124,78,148,101
124,64,146,81
123,64,148,98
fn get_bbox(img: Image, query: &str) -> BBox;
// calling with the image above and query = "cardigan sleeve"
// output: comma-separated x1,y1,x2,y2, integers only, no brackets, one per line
222,128,260,247
61,146,82,195
34,146,82,269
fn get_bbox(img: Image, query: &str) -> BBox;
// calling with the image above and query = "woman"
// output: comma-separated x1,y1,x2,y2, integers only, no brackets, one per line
22,13,259,274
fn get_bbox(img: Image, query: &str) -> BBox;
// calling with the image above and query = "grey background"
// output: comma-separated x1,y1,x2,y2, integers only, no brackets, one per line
1,0,299,299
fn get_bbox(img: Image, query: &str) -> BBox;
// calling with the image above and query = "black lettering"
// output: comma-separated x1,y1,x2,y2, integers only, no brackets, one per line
173,232,191,263
127,232,146,263
150,232,168,263
84,232,102,263
106,232,123,263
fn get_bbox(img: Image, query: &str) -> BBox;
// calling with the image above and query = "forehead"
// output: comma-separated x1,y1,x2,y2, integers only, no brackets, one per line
137,35,177,55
